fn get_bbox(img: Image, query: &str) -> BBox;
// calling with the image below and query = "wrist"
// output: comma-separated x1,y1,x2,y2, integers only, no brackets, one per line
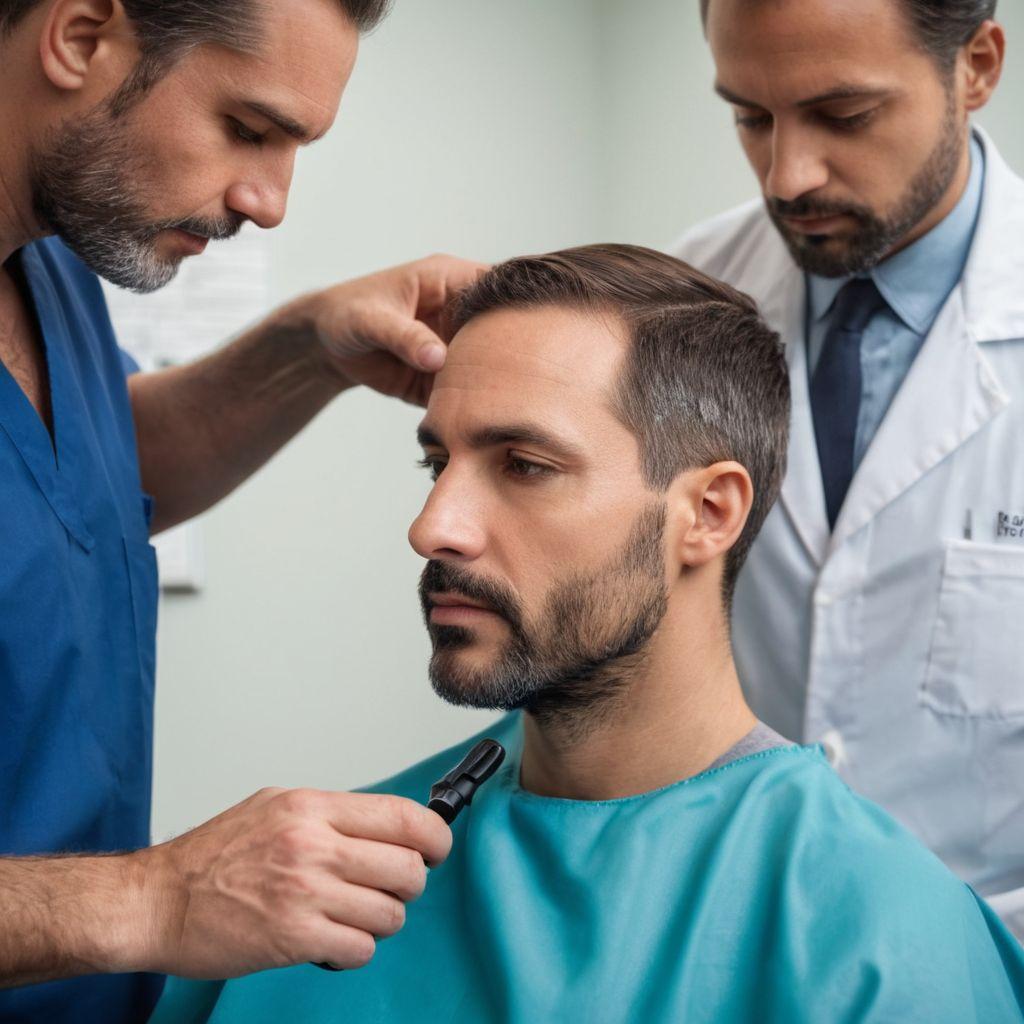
24,852,162,977
269,292,354,397
69,849,178,976
106,845,186,975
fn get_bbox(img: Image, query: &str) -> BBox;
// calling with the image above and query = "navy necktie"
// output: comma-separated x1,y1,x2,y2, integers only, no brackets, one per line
810,277,886,530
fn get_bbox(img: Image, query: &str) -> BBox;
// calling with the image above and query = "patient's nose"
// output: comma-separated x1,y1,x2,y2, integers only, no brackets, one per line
408,481,486,562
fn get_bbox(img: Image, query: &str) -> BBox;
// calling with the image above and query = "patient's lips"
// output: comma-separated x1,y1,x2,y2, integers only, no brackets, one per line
781,213,850,236
429,591,502,626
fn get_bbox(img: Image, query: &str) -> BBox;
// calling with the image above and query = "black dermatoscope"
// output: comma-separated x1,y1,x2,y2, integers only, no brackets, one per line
314,738,506,971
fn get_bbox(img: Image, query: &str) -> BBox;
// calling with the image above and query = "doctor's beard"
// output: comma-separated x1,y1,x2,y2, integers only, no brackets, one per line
766,101,963,278
419,503,669,737
30,101,242,294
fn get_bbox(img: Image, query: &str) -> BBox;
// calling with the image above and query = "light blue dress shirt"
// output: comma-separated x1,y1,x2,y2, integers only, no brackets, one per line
807,136,985,469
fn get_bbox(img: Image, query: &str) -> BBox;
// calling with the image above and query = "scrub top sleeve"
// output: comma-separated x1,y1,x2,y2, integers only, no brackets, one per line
119,348,142,377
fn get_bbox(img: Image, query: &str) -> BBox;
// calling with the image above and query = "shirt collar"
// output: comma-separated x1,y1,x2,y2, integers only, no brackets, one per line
808,133,986,334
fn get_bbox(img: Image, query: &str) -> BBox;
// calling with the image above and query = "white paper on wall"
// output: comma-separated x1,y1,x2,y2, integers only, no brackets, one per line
101,225,273,590
151,520,206,593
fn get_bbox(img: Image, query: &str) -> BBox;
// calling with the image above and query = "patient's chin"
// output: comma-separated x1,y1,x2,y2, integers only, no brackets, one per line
430,642,499,681
429,623,476,650
427,645,523,711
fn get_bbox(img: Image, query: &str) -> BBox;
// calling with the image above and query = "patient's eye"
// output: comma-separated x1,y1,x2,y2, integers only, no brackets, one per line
735,111,772,132
504,453,553,481
416,455,446,481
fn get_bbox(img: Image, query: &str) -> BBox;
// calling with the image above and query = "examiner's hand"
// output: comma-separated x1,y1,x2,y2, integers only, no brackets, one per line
302,254,488,406
134,788,452,978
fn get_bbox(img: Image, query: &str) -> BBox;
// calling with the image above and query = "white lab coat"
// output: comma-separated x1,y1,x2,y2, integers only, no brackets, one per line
671,127,1024,938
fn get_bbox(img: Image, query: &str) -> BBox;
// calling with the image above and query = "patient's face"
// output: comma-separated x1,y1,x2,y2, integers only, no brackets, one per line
409,306,670,721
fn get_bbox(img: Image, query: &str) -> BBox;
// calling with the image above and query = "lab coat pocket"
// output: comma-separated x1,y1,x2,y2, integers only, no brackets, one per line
922,540,1024,719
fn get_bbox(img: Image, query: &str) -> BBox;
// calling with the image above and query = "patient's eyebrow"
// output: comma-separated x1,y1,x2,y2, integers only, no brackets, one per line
714,82,765,108
417,422,585,462
469,424,584,461
714,81,894,109
417,424,443,449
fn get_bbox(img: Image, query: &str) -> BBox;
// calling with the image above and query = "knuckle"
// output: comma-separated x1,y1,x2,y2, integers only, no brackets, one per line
279,922,320,964
400,849,427,899
330,840,356,880
274,873,316,908
379,898,406,937
343,300,374,339
394,796,425,838
278,787,319,818
271,824,315,864
254,785,285,802
377,793,411,831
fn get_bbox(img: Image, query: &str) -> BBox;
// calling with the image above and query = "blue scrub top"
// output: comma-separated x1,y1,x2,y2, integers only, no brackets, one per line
0,238,162,1023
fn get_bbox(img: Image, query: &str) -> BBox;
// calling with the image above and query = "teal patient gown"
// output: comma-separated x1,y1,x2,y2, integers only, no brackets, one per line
152,713,1024,1023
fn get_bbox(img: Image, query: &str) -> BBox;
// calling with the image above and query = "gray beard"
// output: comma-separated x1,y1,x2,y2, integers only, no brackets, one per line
767,104,964,278
29,103,241,293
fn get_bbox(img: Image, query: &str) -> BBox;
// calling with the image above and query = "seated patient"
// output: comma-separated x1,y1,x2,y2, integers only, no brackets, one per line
155,246,1024,1023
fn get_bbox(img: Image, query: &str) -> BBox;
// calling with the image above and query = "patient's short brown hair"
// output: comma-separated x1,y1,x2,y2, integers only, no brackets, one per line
447,244,790,607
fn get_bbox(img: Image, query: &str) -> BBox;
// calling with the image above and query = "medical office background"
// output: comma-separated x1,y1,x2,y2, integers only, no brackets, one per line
108,1,1024,842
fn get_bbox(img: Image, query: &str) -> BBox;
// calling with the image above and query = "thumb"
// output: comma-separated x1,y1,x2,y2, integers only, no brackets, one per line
351,306,448,373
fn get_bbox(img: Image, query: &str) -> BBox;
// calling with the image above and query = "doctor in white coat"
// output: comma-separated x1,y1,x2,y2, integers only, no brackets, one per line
674,0,1024,937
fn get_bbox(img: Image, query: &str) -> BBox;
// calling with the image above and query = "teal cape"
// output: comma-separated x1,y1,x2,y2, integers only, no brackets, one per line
152,713,1024,1023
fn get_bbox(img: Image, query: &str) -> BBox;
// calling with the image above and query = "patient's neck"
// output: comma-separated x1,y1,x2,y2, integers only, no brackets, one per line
518,593,756,801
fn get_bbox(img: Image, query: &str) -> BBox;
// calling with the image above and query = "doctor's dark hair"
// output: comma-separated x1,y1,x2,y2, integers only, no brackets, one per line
0,0,389,106
447,244,790,609
699,0,997,72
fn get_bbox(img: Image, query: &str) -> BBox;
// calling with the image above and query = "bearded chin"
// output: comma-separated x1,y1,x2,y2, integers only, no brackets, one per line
30,106,182,294
425,503,669,737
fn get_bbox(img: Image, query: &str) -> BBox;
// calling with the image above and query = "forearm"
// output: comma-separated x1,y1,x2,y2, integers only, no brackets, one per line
128,298,345,534
0,853,153,988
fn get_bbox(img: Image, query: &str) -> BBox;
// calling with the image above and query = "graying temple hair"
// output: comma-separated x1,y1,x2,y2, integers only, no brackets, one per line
447,244,791,608
1,0,390,106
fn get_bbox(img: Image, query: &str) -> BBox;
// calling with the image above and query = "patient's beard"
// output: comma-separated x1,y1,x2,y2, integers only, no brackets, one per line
419,503,669,737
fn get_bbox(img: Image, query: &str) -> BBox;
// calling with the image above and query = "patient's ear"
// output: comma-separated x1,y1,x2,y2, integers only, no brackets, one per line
671,461,753,573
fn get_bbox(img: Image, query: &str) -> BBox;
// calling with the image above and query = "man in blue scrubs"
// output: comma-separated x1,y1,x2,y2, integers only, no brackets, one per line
155,245,1024,1022
0,1,472,1021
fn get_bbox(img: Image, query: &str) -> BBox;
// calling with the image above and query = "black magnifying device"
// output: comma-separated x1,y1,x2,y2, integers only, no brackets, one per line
315,738,506,971
426,738,506,823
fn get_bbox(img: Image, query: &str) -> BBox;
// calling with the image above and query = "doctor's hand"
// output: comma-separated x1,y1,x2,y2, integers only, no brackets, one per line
289,253,488,407
130,787,452,979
